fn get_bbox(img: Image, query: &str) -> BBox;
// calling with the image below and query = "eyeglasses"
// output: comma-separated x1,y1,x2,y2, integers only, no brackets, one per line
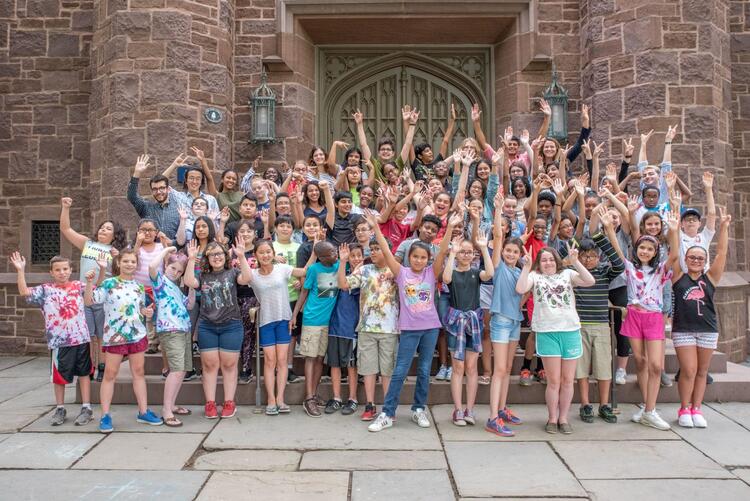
207,252,225,258
151,186,168,192
457,250,474,255
379,147,393,152
140,228,157,233
685,255,706,262
579,254,599,261
533,225,546,230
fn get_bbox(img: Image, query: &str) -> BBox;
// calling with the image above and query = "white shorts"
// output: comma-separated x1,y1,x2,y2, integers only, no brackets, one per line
672,331,718,350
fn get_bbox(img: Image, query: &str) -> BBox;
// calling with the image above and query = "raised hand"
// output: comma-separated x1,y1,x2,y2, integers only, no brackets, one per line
664,171,677,189
468,204,481,221
452,148,462,164
164,246,177,255
566,241,579,262
85,269,96,282
540,98,551,117
598,206,613,228
352,109,363,125
448,211,464,227
493,189,505,210
171,153,188,168
597,186,612,199
531,135,543,151
491,147,505,167
581,103,590,125
259,208,269,225
9,251,26,271
665,209,680,232
191,146,206,162
666,124,679,142
702,171,714,189
573,178,586,197
471,103,481,122
520,129,530,145
581,139,592,158
319,180,330,192
178,205,189,220
521,244,533,269
133,154,151,176
627,194,640,213
186,240,199,259
475,229,489,248
719,206,731,227
461,149,476,167
504,126,514,144
552,178,565,196
363,209,378,228
61,197,73,208
593,141,605,157
96,251,109,270
450,233,464,252
234,233,246,253
623,137,635,157
640,129,654,146
401,105,412,121
219,207,230,223
605,163,618,181
207,208,219,221
408,109,420,125
339,243,350,262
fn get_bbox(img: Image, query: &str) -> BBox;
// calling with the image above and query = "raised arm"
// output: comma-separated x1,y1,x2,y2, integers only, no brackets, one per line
439,104,458,158
336,243,351,290
638,129,654,165
591,141,604,190
476,229,494,281
702,171,716,232
353,109,372,162
161,153,189,180
627,195,641,244
399,109,419,165
442,234,460,284
321,180,336,230
433,212,461,280
708,208,731,284
128,154,152,214
328,140,348,168
366,210,400,276
491,193,506,268
568,245,596,287
515,246,534,294
471,104,489,152
59,197,88,250
537,99,551,140
9,252,31,296
233,235,252,285
665,209,681,269
182,240,200,289
191,147,218,196
149,246,177,280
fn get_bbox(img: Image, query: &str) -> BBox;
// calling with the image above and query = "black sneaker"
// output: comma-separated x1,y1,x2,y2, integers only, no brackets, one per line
674,369,680,382
707,373,713,385
192,342,200,356
183,370,197,381
341,399,358,415
324,399,342,414
579,404,594,423
161,369,170,379
239,370,251,384
95,363,105,383
287,369,304,384
598,404,618,423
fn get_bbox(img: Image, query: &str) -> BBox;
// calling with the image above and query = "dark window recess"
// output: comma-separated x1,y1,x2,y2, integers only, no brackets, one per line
31,221,60,265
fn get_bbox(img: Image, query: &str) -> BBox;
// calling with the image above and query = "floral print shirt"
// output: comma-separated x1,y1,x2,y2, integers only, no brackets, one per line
529,269,581,333
27,281,90,349
91,277,147,346
623,260,672,313
346,264,399,334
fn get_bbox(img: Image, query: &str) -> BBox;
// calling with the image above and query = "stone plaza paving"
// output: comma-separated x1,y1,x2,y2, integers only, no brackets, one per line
1,356,750,500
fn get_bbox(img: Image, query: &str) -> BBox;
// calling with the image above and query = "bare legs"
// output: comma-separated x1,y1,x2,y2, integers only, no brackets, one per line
630,338,664,412
543,357,577,424
676,346,713,409
489,341,517,417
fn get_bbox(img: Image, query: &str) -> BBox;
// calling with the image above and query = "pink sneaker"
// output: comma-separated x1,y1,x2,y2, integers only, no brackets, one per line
691,406,707,428
677,407,693,428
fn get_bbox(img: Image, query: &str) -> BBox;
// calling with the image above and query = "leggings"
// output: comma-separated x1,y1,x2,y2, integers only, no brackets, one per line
238,296,259,373
609,286,630,358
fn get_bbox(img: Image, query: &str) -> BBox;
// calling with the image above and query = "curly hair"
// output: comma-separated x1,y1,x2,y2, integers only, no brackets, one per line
200,241,230,275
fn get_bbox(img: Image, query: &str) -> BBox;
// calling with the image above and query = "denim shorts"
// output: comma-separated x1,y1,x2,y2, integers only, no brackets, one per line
198,319,243,352
259,320,291,348
490,313,521,343
447,333,479,353
536,330,582,360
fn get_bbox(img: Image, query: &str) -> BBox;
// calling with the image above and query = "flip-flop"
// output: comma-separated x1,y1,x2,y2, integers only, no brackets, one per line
278,404,291,414
173,407,192,416
163,416,183,427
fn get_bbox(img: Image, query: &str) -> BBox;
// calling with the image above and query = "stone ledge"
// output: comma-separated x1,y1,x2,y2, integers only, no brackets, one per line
0,274,51,286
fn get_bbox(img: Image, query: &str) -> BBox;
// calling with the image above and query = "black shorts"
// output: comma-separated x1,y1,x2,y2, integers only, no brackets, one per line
326,337,356,368
51,343,93,385
290,300,302,338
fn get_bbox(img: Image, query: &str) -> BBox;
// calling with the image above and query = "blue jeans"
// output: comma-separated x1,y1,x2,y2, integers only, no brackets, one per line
382,328,439,417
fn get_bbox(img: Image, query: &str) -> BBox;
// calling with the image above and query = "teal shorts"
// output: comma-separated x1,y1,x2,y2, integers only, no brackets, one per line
536,330,582,360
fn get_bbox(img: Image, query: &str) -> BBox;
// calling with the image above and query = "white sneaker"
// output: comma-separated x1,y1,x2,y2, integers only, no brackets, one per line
691,408,708,428
631,403,645,423
678,408,694,428
435,365,448,381
412,409,431,428
368,412,393,432
615,368,627,385
445,367,453,381
640,409,671,430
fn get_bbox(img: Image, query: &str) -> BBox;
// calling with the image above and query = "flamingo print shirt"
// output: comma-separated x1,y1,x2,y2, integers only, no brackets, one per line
27,281,90,349
91,277,147,346
528,269,581,333
623,261,672,313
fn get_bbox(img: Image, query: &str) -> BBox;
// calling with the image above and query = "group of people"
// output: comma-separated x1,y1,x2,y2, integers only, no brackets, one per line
11,100,730,436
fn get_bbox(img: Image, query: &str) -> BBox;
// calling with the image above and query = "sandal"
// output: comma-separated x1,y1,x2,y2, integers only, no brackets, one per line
478,375,491,385
173,407,192,416
163,416,183,427
265,405,280,416
278,404,291,414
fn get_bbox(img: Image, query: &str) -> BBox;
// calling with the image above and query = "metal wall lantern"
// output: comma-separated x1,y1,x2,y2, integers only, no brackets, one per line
543,67,569,141
250,70,279,144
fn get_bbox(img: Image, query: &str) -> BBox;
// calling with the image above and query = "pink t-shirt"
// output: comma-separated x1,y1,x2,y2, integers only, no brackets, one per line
134,243,164,287
395,265,441,331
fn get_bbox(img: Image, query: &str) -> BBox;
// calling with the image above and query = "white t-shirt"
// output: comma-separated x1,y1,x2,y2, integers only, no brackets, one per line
679,227,715,273
249,264,294,327
529,269,580,333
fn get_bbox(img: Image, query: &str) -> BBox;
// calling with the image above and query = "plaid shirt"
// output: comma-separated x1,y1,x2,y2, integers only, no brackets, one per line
444,306,483,361
127,177,182,240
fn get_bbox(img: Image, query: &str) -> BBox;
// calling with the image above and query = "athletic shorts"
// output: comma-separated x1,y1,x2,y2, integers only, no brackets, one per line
490,313,521,344
259,320,291,348
198,319,243,352
51,343,92,385
672,331,719,350
160,331,192,372
357,331,398,376
621,305,664,341
575,324,612,380
326,337,356,368
84,304,105,339
299,325,328,358
536,330,582,360
103,336,148,355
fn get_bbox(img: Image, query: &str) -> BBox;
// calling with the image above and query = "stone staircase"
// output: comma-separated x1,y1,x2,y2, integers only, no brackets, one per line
79,340,750,406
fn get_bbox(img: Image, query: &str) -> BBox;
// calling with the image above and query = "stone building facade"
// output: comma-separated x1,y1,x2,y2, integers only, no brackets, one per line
0,0,748,357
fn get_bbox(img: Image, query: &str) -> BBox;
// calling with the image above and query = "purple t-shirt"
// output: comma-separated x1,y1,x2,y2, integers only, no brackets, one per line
395,265,441,331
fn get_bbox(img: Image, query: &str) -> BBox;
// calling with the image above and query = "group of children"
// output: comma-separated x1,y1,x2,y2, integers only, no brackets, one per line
12,102,731,437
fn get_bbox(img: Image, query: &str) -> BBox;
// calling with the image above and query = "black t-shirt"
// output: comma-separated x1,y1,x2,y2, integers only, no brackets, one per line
448,268,482,311
412,153,444,181
296,241,315,269
327,211,356,246
235,249,257,299
199,268,241,323
672,273,717,333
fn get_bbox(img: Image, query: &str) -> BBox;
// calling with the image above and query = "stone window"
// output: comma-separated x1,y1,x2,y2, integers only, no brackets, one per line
30,221,60,265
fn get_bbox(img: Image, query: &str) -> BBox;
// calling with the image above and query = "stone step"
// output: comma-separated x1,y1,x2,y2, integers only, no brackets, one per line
80,361,750,405
141,347,729,376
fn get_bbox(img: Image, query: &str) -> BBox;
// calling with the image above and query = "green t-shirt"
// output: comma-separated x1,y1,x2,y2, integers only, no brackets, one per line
217,190,244,222
273,240,301,302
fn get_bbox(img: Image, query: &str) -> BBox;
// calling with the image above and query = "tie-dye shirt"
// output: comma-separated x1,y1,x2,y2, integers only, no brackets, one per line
91,277,147,346
151,272,191,334
346,264,399,334
27,281,90,349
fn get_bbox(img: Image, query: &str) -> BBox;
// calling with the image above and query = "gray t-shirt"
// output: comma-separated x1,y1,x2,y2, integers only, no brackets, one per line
199,268,241,324
79,240,113,283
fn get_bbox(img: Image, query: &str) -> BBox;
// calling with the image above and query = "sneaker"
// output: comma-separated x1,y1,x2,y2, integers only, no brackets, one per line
239,370,251,384
545,422,558,434
324,399,343,414
445,367,453,381
265,405,279,416
558,422,573,434
706,373,713,385
631,403,645,423
691,407,708,428
412,408,431,428
368,412,393,432
341,399,358,416
660,371,673,387
615,367,627,385
640,409,671,430
287,369,304,383
463,409,476,426
205,401,219,419
485,417,514,437
146,345,158,355
99,413,114,433
303,398,321,418
161,369,169,379
452,409,467,426
74,407,94,426
192,342,200,355
678,407,694,428
314,394,326,407
478,375,491,385
579,404,594,423
137,409,163,426
220,400,236,418
50,407,66,426
183,370,197,382
598,405,617,423
361,404,377,421
435,365,448,381
674,369,680,382
519,368,532,386
499,407,522,425
534,369,547,384
96,363,105,382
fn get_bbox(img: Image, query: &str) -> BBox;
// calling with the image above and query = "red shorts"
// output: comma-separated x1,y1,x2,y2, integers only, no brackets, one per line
621,305,664,341
102,336,148,355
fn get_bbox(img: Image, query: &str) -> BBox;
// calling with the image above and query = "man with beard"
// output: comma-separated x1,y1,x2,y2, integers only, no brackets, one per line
127,154,185,240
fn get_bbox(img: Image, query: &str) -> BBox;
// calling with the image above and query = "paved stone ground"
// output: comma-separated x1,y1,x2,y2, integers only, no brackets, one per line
2,356,750,500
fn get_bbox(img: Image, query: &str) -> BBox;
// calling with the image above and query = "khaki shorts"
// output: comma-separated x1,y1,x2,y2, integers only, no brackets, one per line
300,325,328,358
357,331,399,376
575,323,612,380
160,331,193,373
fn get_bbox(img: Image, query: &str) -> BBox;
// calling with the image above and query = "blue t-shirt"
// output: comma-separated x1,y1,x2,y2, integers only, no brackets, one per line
302,261,340,326
490,261,524,321
151,272,191,334
329,288,360,339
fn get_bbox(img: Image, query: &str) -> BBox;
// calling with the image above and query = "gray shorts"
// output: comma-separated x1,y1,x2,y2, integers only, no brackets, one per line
85,304,105,339
479,284,493,310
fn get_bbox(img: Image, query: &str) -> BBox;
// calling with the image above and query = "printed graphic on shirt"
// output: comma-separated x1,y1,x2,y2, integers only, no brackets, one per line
316,270,338,299
403,279,433,312
202,276,236,309
680,280,708,316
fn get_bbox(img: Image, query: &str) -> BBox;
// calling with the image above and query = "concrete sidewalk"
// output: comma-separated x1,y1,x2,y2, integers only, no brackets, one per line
1,356,750,500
